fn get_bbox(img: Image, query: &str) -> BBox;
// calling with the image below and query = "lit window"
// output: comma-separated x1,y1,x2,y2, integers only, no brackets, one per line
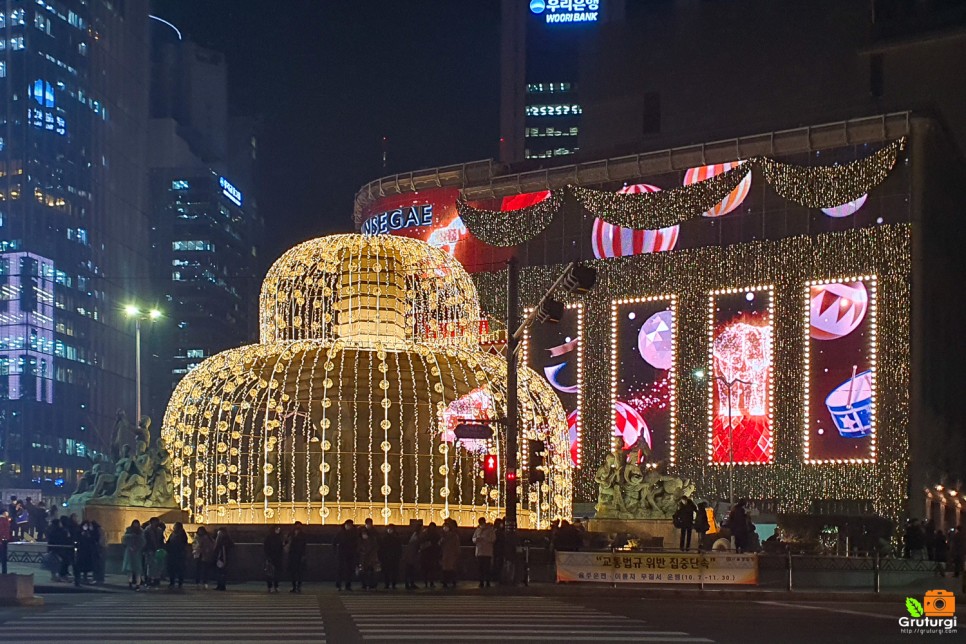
172,240,214,252
171,179,189,190
186,349,205,358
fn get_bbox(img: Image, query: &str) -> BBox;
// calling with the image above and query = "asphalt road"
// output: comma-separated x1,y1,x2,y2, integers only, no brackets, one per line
1,586,962,643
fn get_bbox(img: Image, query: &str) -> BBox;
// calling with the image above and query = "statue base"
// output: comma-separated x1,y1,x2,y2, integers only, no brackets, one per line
587,518,678,548
67,502,187,543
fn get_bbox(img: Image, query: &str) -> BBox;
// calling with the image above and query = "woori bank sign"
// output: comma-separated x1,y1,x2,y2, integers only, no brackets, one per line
529,0,600,24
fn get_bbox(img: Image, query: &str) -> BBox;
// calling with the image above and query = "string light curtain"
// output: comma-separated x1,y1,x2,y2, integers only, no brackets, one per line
473,224,911,526
572,163,751,229
162,234,572,527
759,138,903,209
456,191,563,247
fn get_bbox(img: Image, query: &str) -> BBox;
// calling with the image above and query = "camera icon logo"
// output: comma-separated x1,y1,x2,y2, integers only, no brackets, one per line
923,590,956,617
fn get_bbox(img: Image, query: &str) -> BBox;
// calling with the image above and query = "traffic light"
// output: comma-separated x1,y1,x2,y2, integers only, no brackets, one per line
528,440,546,483
561,264,596,295
535,299,565,324
482,453,498,485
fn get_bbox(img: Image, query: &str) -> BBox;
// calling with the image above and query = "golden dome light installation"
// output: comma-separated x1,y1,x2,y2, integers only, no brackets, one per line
161,234,571,526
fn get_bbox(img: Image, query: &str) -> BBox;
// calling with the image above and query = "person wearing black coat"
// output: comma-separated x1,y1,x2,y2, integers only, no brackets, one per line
165,522,189,589
675,496,698,551
286,521,308,593
333,520,359,591
74,521,97,584
213,527,234,591
263,526,284,592
378,524,403,589
418,522,442,588
694,501,711,551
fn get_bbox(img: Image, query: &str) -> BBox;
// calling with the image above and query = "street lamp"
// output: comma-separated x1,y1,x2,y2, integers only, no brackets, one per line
124,305,162,423
715,375,750,507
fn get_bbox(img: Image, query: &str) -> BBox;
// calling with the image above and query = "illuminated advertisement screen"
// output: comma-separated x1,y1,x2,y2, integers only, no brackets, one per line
524,304,583,467
612,297,676,466
359,188,514,271
709,287,774,465
805,277,877,463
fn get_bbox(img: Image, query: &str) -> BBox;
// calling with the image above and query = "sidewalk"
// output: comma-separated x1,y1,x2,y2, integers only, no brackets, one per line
7,563,962,603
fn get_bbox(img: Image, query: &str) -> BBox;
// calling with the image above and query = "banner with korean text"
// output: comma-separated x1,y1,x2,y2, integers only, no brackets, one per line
555,551,758,585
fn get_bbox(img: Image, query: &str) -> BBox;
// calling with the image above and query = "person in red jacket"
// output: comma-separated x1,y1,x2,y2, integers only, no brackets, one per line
0,509,12,574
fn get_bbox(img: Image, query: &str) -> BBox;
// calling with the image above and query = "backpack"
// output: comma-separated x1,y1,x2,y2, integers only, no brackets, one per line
672,507,687,529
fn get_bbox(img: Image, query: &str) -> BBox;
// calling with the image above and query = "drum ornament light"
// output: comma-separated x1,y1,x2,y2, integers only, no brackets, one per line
161,234,572,526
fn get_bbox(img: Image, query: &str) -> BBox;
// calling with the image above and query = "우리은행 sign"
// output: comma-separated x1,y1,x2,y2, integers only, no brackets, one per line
555,551,758,585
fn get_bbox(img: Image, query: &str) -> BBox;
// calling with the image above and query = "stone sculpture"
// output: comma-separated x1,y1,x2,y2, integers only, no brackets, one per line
68,413,175,508
595,450,696,520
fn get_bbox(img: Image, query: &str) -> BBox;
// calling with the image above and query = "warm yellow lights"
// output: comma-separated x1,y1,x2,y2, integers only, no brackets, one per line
162,234,571,527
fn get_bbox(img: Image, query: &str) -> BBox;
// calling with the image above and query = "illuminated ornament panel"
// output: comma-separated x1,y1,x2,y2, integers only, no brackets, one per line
708,286,775,465
591,185,679,259
163,234,571,526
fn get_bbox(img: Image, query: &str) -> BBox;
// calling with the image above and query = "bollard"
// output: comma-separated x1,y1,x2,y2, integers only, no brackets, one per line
786,550,793,591
873,550,880,593
699,551,705,591
523,541,530,587
611,547,618,588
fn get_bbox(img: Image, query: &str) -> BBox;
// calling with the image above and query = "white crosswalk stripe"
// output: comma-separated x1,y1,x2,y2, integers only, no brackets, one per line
2,592,327,642
340,595,714,642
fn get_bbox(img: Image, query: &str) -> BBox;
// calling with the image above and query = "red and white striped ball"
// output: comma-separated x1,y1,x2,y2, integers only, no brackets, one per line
683,162,752,217
591,184,679,258
809,281,869,340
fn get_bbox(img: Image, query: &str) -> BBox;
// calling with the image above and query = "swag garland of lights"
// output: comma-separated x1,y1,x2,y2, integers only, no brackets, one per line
473,224,911,524
457,139,903,246
161,234,572,526
455,191,563,247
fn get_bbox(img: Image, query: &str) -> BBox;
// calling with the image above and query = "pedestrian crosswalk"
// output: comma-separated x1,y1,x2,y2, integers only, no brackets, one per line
1,592,326,643
341,594,714,642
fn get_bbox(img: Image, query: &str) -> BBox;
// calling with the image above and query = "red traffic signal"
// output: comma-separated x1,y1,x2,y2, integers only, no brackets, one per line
482,453,498,485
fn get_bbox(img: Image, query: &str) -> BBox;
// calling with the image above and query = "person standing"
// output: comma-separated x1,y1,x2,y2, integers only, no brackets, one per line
0,510,12,575
675,496,698,551
358,528,380,590
165,522,189,590
263,526,284,593
403,528,420,590
419,523,441,588
552,520,580,552
122,520,145,591
379,524,403,589
192,526,215,588
286,521,308,593
334,519,359,591
472,517,496,588
694,501,711,552
142,517,165,588
440,522,461,588
74,521,97,585
728,500,749,553
213,527,234,591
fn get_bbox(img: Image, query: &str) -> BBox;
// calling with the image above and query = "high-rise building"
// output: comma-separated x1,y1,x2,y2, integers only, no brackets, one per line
499,0,624,162
145,17,262,422
0,0,151,496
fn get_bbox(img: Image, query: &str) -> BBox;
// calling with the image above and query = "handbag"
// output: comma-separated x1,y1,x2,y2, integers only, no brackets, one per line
216,551,226,569
264,560,276,576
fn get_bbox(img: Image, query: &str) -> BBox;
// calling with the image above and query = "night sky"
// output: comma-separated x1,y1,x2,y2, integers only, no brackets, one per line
152,0,502,261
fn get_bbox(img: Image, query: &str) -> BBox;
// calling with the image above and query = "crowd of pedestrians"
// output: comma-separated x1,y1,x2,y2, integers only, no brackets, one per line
122,518,234,591
5,495,55,541
903,518,966,577
325,516,507,592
